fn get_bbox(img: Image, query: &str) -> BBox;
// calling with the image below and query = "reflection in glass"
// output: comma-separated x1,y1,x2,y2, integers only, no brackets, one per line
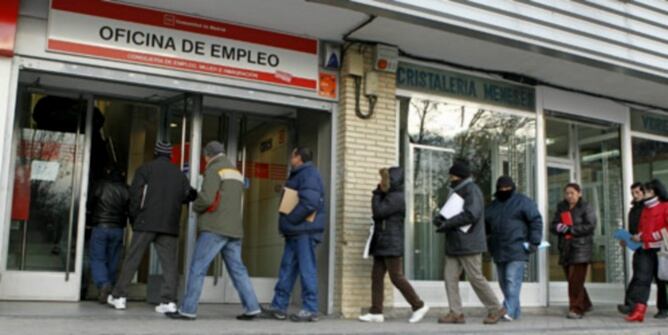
633,138,668,187
402,96,537,281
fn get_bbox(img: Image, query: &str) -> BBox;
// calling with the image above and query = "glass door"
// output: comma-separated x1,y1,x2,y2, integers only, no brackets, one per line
1,88,93,300
406,144,454,280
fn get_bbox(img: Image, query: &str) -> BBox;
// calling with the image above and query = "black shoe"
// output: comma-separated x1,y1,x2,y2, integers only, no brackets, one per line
98,284,112,304
260,305,287,320
617,304,632,315
655,310,668,319
166,311,196,321
289,310,319,322
236,313,260,321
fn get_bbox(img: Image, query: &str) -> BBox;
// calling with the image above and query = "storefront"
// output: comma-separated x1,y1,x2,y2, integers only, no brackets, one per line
390,59,667,309
0,0,338,312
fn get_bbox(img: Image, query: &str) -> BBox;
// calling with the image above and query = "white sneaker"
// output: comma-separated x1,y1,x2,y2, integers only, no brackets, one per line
155,302,177,314
358,313,384,322
409,304,430,323
503,314,514,322
107,295,126,310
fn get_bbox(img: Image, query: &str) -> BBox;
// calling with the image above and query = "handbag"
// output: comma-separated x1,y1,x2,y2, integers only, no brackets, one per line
657,228,668,281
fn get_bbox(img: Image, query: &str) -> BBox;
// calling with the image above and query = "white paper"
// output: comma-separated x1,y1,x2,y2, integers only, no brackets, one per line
30,160,60,181
363,223,375,259
440,193,471,233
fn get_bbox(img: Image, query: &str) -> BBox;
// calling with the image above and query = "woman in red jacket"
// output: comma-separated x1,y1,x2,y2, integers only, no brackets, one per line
626,179,668,322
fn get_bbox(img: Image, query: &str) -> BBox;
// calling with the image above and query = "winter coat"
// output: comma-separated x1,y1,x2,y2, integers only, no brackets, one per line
89,180,130,228
485,192,543,263
193,155,244,239
434,178,487,256
129,156,196,236
370,167,405,257
628,201,645,235
637,199,668,250
279,162,326,241
550,199,597,266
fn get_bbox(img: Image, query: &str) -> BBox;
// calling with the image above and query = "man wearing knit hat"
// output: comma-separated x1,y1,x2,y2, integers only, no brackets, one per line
432,159,506,325
108,141,197,313
167,141,261,321
485,176,543,321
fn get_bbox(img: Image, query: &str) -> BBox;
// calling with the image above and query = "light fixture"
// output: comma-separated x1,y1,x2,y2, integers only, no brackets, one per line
170,123,178,128
581,149,620,162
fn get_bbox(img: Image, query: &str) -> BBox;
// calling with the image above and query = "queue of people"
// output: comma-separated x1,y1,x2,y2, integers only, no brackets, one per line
86,142,668,324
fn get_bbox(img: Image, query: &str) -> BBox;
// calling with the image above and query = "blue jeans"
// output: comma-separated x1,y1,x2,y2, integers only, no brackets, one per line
179,232,260,317
89,227,124,288
496,261,526,320
271,235,319,313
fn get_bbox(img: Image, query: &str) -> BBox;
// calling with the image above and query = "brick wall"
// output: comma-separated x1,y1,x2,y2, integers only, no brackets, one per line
333,45,398,318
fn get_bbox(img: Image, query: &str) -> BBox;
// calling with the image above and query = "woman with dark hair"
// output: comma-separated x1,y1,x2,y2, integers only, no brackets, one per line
550,183,596,319
625,179,668,322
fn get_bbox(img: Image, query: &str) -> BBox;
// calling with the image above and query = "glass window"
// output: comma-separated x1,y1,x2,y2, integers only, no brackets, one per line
401,95,538,281
632,138,668,187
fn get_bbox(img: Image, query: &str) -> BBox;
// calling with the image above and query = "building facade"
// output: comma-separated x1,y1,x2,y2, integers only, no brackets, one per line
0,0,667,318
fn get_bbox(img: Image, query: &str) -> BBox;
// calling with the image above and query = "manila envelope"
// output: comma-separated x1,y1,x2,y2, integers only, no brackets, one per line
279,187,316,223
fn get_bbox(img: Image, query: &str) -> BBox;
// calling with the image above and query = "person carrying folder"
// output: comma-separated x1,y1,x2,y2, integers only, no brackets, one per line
262,147,326,322
432,159,506,325
550,183,597,319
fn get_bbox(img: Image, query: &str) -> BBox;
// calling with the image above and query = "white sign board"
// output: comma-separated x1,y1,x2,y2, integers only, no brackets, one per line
47,0,319,91
30,160,60,181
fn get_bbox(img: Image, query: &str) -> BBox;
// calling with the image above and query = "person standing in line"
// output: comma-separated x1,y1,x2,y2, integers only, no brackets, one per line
624,179,668,322
87,167,130,303
167,141,261,321
432,159,506,325
262,147,326,322
617,182,668,318
107,141,197,312
550,183,596,319
358,167,430,323
485,176,543,321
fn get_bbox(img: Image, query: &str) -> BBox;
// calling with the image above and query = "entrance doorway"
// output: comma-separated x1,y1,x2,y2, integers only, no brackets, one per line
1,69,333,309
545,114,626,305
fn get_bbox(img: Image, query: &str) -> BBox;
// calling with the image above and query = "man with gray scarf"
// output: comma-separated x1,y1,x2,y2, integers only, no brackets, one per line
432,159,505,325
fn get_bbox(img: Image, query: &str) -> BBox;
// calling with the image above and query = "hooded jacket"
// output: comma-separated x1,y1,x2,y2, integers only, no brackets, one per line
485,191,543,263
370,167,405,257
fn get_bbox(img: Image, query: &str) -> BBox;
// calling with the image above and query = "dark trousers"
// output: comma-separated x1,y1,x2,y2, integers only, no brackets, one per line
563,263,592,314
370,256,423,314
626,249,668,307
111,231,178,303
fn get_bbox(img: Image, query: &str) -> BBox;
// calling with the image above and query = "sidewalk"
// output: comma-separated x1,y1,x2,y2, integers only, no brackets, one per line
1,302,667,335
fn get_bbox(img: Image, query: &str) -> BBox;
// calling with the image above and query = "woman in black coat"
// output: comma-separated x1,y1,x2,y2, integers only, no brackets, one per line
358,167,429,323
550,183,596,320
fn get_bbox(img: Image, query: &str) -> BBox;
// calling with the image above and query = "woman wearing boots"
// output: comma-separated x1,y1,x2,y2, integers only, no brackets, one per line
625,179,668,323
358,167,430,323
551,183,596,319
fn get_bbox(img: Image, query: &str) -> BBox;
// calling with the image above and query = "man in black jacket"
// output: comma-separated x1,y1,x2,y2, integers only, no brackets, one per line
88,167,129,303
107,141,196,312
618,183,668,318
433,160,505,325
485,176,543,321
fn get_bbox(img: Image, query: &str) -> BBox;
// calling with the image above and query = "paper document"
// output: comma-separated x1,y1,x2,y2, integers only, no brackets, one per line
363,223,375,259
613,229,641,251
440,193,470,233
279,187,316,223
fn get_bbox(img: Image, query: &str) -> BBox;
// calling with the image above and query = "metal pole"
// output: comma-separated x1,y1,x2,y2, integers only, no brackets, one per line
184,94,202,286
20,220,28,270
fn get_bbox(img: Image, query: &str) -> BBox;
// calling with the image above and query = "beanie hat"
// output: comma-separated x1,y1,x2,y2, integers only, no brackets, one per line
204,141,225,157
154,141,172,156
449,159,471,179
496,176,515,190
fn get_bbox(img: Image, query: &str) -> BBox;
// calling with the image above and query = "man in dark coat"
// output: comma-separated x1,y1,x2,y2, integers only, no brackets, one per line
358,167,429,324
87,167,129,303
485,176,543,321
263,147,326,322
107,141,196,312
433,159,505,325
618,182,668,318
